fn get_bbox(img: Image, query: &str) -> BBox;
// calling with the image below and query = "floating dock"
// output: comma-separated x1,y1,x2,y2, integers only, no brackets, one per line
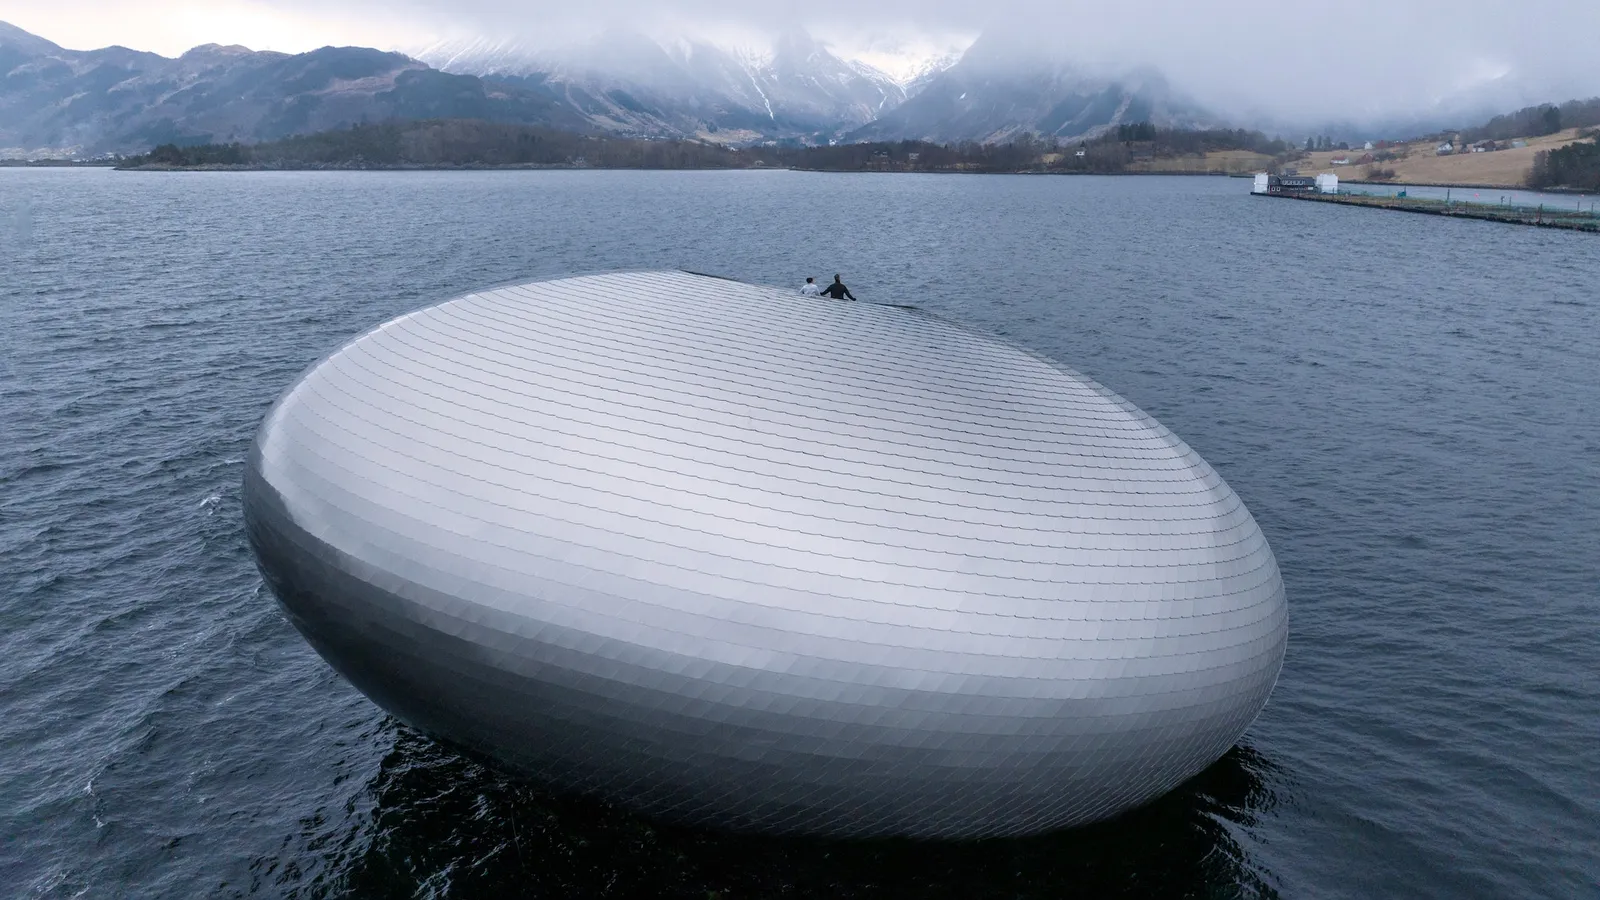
1252,173,1600,232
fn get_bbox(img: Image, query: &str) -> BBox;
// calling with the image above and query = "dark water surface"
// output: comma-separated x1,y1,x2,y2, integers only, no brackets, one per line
2,169,1596,898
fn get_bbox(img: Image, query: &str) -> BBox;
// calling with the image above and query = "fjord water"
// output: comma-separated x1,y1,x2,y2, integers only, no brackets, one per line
2,168,1596,898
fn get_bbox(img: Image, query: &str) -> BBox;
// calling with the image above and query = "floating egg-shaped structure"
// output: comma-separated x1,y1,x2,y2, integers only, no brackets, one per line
244,271,1287,838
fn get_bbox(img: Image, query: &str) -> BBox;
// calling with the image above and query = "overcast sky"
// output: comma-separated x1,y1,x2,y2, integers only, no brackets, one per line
6,0,1599,126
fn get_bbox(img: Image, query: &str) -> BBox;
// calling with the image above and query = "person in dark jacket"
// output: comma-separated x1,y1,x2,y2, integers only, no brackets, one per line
819,275,855,301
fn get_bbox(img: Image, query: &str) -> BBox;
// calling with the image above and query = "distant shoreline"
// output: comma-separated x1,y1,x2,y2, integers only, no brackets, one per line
0,159,117,167
109,165,1268,178
113,162,698,172
103,165,1593,191
25,161,1587,193
108,161,1237,175
1281,127,1598,195
106,163,1262,177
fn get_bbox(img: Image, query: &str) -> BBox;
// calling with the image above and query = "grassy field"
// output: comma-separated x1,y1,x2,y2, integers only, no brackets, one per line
1286,129,1590,188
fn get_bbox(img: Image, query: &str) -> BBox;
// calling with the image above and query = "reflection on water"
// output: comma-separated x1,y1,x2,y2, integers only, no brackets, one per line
254,726,1284,898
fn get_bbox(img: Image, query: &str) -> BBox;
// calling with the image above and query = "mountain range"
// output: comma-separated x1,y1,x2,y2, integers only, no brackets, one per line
0,22,587,155
1,20,1200,156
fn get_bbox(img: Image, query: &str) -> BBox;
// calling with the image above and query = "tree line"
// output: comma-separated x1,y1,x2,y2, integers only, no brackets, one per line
119,119,1293,174
773,127,1287,173
121,120,751,170
1528,135,1600,191
1464,98,1600,143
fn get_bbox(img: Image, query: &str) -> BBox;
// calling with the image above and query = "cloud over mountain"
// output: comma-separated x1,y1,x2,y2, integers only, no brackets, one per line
417,27,913,142
0,21,939,154
10,0,1598,128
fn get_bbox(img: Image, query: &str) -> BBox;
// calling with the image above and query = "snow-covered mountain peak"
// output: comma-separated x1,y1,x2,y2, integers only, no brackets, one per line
823,33,971,87
409,24,924,142
413,34,553,76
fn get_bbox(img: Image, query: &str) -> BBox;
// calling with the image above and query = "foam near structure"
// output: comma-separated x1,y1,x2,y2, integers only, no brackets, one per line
244,270,1288,838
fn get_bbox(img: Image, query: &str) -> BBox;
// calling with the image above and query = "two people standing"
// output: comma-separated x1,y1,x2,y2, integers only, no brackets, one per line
801,275,855,301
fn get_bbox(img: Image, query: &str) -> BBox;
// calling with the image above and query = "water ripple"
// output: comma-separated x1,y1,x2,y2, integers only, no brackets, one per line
2,169,1596,899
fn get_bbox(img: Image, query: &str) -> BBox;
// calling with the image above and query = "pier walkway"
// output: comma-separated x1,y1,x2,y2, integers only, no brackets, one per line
1256,188,1600,232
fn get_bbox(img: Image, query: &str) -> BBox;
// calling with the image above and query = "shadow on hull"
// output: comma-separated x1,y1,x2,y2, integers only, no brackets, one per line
248,724,1286,898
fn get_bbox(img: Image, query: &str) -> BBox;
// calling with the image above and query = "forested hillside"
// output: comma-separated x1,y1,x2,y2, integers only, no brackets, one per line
1464,99,1600,142
1528,135,1600,190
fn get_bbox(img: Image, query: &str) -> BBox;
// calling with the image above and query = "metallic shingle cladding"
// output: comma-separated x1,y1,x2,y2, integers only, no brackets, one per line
244,271,1287,837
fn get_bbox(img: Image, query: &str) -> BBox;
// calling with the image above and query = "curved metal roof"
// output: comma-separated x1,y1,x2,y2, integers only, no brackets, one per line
245,270,1287,837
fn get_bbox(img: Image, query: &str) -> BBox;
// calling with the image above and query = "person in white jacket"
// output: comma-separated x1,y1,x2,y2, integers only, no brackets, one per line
800,277,822,296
